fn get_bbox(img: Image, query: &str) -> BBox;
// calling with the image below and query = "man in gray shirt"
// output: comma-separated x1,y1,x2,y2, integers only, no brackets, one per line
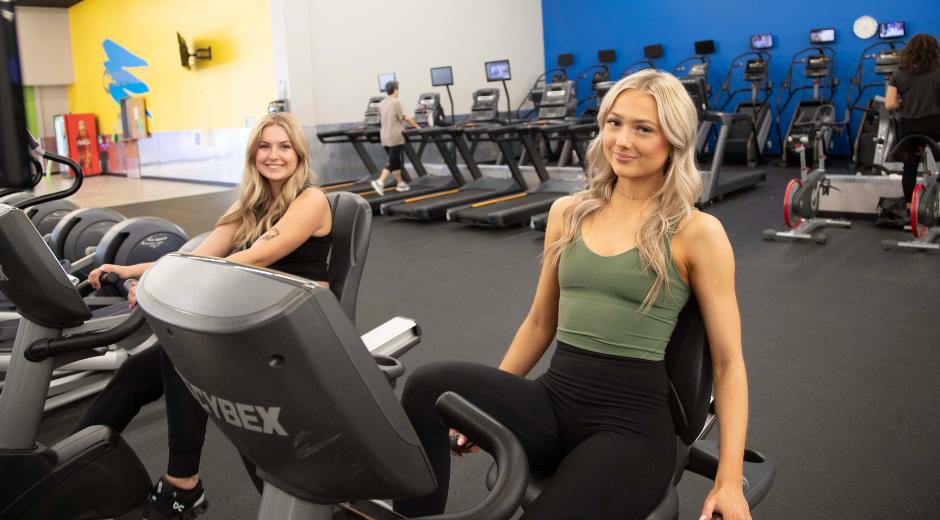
372,81,419,195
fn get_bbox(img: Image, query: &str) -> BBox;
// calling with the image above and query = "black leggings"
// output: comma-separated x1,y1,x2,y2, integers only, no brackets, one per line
73,345,208,478
393,342,675,520
896,115,940,202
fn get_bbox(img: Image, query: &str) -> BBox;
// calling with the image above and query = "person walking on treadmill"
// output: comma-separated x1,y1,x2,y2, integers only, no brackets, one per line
885,33,940,214
372,80,419,196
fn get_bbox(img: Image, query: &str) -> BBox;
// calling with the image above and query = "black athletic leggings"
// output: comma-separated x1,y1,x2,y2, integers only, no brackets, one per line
75,345,266,489
393,342,676,520
896,115,940,203
73,345,208,477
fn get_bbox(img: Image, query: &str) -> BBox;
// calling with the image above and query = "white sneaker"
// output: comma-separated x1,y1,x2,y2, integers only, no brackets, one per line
396,183,411,192
370,180,384,196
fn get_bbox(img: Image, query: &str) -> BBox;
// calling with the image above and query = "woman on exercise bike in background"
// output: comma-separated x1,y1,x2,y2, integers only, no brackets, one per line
886,33,940,216
76,112,333,520
393,70,752,520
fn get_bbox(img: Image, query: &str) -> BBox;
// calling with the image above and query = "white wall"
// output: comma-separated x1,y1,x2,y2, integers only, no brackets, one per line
271,0,545,125
14,6,74,86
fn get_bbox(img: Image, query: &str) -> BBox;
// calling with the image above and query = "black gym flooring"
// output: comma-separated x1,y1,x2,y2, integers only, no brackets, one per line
38,166,940,519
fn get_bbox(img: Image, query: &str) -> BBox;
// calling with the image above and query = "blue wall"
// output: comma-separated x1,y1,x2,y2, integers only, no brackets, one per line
541,0,940,155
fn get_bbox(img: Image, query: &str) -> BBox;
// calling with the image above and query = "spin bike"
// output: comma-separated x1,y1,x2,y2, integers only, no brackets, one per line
881,135,940,251
763,104,851,244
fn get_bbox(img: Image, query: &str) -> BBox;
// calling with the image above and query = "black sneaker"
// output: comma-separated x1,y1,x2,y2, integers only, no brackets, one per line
141,477,208,520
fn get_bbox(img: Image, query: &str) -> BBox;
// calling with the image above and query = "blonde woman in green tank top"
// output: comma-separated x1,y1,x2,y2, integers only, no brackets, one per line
497,70,753,520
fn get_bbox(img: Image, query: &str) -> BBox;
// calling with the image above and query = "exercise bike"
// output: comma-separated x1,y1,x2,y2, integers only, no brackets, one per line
763,104,851,244
881,136,940,252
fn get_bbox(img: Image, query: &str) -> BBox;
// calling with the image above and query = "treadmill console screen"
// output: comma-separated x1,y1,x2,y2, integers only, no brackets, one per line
643,44,664,59
430,66,453,87
477,95,495,102
750,33,773,50
377,72,396,93
546,89,565,97
879,21,905,39
485,60,511,82
0,3,32,189
694,39,715,55
809,28,835,44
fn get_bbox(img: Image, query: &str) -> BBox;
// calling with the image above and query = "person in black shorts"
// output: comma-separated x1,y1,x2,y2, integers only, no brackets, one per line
79,112,333,519
372,80,419,196
393,70,752,520
886,33,940,213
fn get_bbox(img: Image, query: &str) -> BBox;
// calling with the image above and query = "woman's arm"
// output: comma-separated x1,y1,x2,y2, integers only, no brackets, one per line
680,213,751,520
497,196,570,377
227,189,331,267
885,85,901,110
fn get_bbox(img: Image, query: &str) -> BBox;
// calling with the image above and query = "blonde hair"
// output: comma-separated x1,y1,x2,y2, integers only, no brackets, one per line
545,70,702,310
218,113,318,250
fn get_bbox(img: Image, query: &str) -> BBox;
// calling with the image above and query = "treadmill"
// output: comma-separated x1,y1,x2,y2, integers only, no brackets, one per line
448,81,586,227
380,89,528,220
358,93,464,213
528,120,597,231
315,96,410,193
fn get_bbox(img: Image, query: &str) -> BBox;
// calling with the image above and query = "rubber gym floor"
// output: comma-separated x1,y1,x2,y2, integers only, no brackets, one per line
38,166,940,519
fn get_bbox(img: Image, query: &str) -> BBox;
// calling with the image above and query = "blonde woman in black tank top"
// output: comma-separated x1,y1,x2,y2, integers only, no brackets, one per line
395,71,751,519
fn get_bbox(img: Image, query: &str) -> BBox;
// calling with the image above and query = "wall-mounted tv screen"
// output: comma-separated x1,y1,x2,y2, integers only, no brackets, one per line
695,39,715,55
430,66,453,87
485,59,511,82
558,53,574,67
644,44,664,59
598,49,616,63
378,72,396,93
879,21,905,39
0,3,32,189
750,33,773,50
177,32,191,69
810,28,835,44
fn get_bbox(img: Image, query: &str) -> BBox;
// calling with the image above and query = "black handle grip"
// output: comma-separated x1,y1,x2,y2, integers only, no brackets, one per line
410,392,528,520
76,270,121,297
25,308,146,362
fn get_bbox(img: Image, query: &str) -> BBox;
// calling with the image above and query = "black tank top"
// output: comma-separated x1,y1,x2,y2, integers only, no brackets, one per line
268,233,332,281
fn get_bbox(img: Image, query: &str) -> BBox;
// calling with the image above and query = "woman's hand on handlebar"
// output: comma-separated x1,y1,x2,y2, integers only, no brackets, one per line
127,280,139,309
449,429,479,457
89,264,130,290
699,483,750,520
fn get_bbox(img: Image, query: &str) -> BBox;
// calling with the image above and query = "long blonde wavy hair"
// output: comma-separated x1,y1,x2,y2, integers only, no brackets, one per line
218,113,318,250
545,70,702,310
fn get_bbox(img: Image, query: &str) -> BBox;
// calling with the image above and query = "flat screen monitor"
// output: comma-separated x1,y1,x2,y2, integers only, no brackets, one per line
644,44,664,59
810,28,835,44
430,66,453,87
485,59,511,82
695,39,715,55
378,72,396,93
0,4,32,189
879,21,905,39
598,49,616,63
750,33,773,50
177,32,191,69
558,53,574,67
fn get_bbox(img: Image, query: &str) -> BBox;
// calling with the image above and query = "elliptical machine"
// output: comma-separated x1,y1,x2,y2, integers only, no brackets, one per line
763,104,852,244
881,136,940,251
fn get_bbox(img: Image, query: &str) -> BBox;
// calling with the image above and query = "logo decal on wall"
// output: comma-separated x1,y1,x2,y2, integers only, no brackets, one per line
102,39,150,106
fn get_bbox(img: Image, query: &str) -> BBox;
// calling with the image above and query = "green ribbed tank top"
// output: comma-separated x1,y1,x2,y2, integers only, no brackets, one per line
556,231,691,361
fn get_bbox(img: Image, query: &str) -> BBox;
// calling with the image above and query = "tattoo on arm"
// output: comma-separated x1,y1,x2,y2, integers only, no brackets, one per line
261,227,281,241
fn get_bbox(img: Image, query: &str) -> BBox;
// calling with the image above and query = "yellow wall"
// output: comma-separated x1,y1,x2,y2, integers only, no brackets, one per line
68,0,274,134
